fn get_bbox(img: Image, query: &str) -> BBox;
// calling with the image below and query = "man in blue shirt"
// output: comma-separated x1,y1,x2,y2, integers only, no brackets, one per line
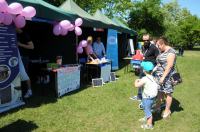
93,37,106,59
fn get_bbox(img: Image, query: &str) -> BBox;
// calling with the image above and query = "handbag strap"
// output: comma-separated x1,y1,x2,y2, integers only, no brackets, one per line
159,62,178,73
175,58,179,73
175,64,179,72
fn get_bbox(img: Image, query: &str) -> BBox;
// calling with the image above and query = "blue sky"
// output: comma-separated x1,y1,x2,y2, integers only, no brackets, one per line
163,0,200,17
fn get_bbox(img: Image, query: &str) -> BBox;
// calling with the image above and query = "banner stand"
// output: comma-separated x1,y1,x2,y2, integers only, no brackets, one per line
0,25,24,113
0,101,25,113
106,29,119,70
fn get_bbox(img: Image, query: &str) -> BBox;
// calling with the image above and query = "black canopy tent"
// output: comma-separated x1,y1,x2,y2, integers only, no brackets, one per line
6,0,81,64
2,0,138,101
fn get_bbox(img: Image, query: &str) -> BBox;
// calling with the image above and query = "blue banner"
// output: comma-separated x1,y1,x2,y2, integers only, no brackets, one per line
0,25,19,89
106,29,118,70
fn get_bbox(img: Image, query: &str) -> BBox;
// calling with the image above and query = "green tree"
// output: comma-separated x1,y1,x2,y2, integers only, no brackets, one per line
128,0,165,39
161,0,182,46
43,0,104,13
178,14,200,49
44,0,134,20
162,1,200,49
102,0,134,19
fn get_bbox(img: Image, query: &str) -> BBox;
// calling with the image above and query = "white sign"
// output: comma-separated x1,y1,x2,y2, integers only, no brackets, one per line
100,63,111,82
129,39,135,55
56,65,80,97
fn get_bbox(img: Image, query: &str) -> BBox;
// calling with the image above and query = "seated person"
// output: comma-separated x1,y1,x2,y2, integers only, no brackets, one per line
133,50,143,61
131,50,143,75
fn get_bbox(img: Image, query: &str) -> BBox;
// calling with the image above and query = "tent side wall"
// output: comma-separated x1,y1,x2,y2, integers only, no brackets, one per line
118,33,128,67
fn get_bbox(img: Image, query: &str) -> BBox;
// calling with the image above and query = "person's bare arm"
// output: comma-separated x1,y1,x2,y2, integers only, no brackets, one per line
18,41,34,50
89,55,94,61
159,53,176,84
93,53,98,59
135,79,145,88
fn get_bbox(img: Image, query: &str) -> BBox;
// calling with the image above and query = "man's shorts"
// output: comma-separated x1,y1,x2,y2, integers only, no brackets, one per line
18,51,30,81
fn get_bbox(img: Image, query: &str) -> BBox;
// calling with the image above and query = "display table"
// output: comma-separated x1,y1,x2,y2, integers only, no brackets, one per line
86,61,111,83
123,57,132,73
51,65,81,97
29,60,81,97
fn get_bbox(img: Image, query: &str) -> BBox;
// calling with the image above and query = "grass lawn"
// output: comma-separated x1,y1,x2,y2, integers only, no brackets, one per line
1,49,200,132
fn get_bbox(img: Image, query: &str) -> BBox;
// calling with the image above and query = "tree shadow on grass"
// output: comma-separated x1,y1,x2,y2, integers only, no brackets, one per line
154,97,183,122
0,119,38,132
24,81,92,107
20,82,58,108
0,83,91,117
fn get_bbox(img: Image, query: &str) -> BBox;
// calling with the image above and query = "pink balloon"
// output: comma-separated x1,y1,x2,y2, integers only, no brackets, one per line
68,24,74,31
0,12,4,23
14,15,26,28
7,2,23,15
75,27,82,36
75,18,83,27
3,13,13,25
53,24,62,36
77,46,83,54
59,20,71,30
81,40,87,47
11,15,16,20
60,28,68,36
21,6,36,18
0,0,8,12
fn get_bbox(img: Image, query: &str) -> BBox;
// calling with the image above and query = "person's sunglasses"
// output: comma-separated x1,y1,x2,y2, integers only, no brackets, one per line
142,40,149,42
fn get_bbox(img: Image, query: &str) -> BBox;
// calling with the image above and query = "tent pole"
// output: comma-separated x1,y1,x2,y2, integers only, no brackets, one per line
76,35,78,63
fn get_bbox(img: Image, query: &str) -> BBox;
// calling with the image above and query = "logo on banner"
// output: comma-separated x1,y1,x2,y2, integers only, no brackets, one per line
108,36,116,45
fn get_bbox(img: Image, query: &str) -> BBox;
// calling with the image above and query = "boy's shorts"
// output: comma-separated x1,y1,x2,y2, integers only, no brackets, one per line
142,98,155,119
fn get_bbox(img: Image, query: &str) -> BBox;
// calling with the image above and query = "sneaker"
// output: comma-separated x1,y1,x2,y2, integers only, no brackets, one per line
24,89,32,98
141,124,153,130
129,96,141,101
138,102,143,110
162,111,171,119
138,117,146,123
